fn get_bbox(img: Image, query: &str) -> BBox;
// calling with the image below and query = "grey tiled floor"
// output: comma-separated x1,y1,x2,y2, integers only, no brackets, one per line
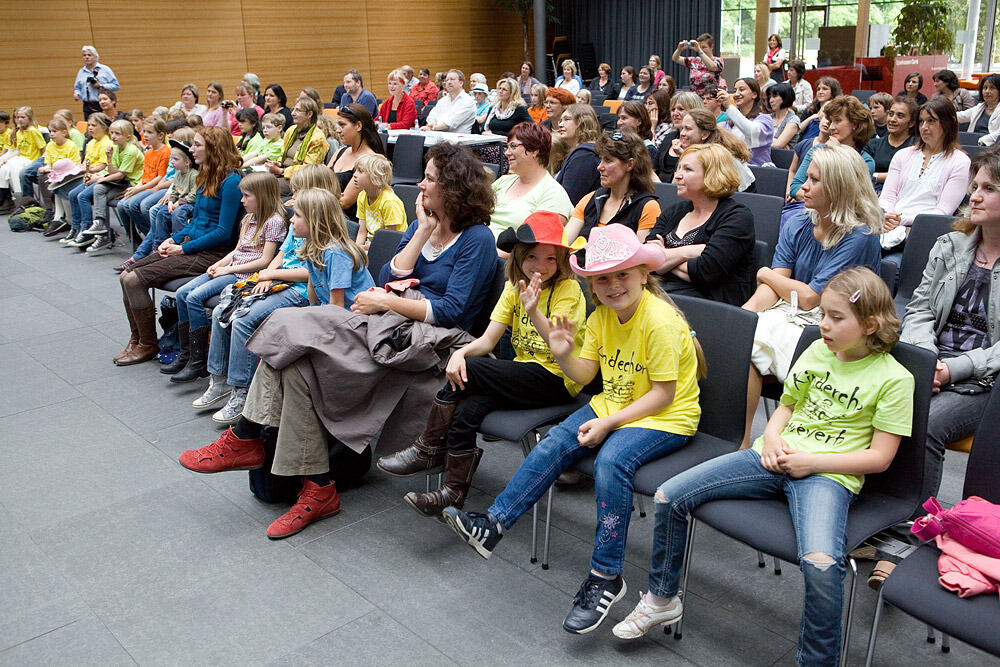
1,222,995,666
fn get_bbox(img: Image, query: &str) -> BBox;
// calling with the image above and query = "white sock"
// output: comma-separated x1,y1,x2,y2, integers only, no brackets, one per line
643,591,677,608
590,569,616,580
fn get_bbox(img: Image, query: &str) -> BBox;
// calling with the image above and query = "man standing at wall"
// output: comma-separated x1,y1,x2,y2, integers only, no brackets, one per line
73,46,120,119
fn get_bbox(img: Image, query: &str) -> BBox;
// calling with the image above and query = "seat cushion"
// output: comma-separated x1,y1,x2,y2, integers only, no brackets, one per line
693,492,916,564
160,276,195,292
881,544,1000,656
479,395,589,442
573,432,737,496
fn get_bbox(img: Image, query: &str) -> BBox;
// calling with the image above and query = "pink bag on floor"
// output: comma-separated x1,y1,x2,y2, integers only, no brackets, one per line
912,496,1000,558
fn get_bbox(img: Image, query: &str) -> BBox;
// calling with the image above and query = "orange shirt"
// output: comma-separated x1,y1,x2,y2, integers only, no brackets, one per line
528,107,547,124
141,144,171,184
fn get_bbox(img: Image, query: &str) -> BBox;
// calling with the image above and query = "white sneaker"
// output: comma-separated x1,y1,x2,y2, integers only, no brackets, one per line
611,593,682,639
213,387,248,424
192,375,232,409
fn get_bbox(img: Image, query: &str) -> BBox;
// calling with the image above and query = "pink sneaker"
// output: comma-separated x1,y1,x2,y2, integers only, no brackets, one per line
178,428,264,473
266,480,341,539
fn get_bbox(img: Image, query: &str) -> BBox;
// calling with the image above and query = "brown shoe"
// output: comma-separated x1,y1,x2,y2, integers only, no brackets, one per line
376,398,455,476
867,560,896,591
115,306,159,366
113,299,139,364
403,447,482,517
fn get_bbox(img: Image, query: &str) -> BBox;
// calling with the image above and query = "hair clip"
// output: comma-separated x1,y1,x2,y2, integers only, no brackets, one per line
849,289,862,303
609,131,625,141
690,330,697,338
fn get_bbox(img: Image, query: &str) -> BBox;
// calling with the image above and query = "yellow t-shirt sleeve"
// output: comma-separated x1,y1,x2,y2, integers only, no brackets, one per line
489,283,517,326
580,309,601,362
356,190,369,222
380,193,408,230
644,320,681,382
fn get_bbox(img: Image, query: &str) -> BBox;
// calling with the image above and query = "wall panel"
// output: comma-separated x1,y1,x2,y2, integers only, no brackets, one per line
2,1,93,122
243,0,371,104
0,0,527,121
89,0,248,114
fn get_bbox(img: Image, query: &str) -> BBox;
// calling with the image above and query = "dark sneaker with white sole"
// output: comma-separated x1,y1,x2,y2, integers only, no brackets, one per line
43,220,70,238
86,233,115,253
66,233,95,248
441,507,503,559
562,573,627,634
81,219,109,236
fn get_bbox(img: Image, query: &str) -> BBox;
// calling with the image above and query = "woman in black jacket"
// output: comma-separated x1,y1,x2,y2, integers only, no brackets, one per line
646,143,755,305
588,62,619,100
552,103,602,205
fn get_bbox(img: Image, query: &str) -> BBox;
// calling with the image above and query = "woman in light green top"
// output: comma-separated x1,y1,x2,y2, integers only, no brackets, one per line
488,121,572,245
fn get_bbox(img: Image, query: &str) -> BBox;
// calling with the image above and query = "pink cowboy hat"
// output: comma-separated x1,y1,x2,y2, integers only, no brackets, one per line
569,224,664,276
46,158,86,189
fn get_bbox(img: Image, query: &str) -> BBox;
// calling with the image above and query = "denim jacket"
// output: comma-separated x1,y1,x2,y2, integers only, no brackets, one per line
901,229,1000,383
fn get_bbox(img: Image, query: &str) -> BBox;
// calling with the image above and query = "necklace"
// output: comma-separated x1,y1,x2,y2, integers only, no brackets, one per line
974,246,997,268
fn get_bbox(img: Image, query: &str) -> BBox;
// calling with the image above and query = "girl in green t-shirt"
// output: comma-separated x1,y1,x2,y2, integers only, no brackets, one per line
614,267,914,667
377,211,586,519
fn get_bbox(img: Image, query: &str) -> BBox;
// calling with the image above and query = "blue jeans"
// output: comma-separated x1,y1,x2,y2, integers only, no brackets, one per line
207,288,308,387
649,448,853,667
488,404,690,575
134,202,193,261
117,189,163,235
19,157,44,197
176,273,239,329
69,182,96,233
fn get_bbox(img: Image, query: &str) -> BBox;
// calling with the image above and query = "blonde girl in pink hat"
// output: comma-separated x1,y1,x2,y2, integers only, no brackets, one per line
443,223,705,635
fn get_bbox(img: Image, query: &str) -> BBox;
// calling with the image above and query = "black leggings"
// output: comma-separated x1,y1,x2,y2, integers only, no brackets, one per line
437,357,573,452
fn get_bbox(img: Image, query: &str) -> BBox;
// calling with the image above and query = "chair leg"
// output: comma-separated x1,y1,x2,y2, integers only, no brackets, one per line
926,624,936,644
773,557,782,575
542,485,553,569
635,493,646,518
864,587,885,667
672,518,698,640
941,633,950,653
757,550,766,568
840,557,858,667
522,432,539,565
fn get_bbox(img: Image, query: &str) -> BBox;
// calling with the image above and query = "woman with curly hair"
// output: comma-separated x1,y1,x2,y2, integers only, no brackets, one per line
178,142,500,540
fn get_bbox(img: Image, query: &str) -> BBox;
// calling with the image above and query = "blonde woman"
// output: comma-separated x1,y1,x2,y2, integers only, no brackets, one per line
555,59,582,95
741,144,883,446
483,78,532,137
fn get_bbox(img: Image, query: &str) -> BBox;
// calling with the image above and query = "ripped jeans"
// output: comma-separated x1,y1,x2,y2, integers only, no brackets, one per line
649,448,853,667
488,403,689,576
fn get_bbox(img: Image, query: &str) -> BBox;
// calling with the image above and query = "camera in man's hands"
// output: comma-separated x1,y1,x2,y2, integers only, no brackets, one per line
87,76,99,86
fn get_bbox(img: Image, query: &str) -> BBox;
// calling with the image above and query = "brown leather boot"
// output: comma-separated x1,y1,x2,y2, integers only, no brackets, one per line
113,299,140,364
403,447,482,517
116,306,159,366
376,398,455,476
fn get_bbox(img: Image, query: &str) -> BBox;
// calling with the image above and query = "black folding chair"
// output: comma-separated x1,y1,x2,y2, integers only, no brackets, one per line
391,134,425,185
957,131,985,146
366,228,404,284
654,182,679,207
748,165,789,198
676,327,936,667
770,148,795,170
892,214,955,319
731,191,783,252
394,184,419,228
865,384,1000,664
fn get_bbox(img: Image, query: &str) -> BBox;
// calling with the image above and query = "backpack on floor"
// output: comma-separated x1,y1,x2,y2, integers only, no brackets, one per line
8,206,46,232
249,428,372,504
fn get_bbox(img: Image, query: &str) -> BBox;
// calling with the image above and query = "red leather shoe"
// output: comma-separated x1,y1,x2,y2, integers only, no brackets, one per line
266,480,340,539
179,427,265,473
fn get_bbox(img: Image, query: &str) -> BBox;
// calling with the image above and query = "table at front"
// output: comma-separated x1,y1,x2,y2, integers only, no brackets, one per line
387,130,508,175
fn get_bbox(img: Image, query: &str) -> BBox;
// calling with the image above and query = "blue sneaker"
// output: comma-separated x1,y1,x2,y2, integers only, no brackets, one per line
562,573,627,634
442,507,503,560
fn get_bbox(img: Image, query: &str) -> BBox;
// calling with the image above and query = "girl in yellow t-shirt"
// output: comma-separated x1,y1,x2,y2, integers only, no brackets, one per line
61,113,112,244
378,211,586,518
613,267,913,667
351,152,407,250
443,222,705,635
0,106,47,209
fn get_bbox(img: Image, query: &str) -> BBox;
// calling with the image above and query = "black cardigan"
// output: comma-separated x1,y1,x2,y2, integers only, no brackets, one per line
486,105,533,136
648,197,755,306
556,142,601,206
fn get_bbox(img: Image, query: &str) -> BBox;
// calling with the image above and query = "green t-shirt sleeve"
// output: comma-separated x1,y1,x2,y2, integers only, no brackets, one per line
780,342,819,407
872,370,915,437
